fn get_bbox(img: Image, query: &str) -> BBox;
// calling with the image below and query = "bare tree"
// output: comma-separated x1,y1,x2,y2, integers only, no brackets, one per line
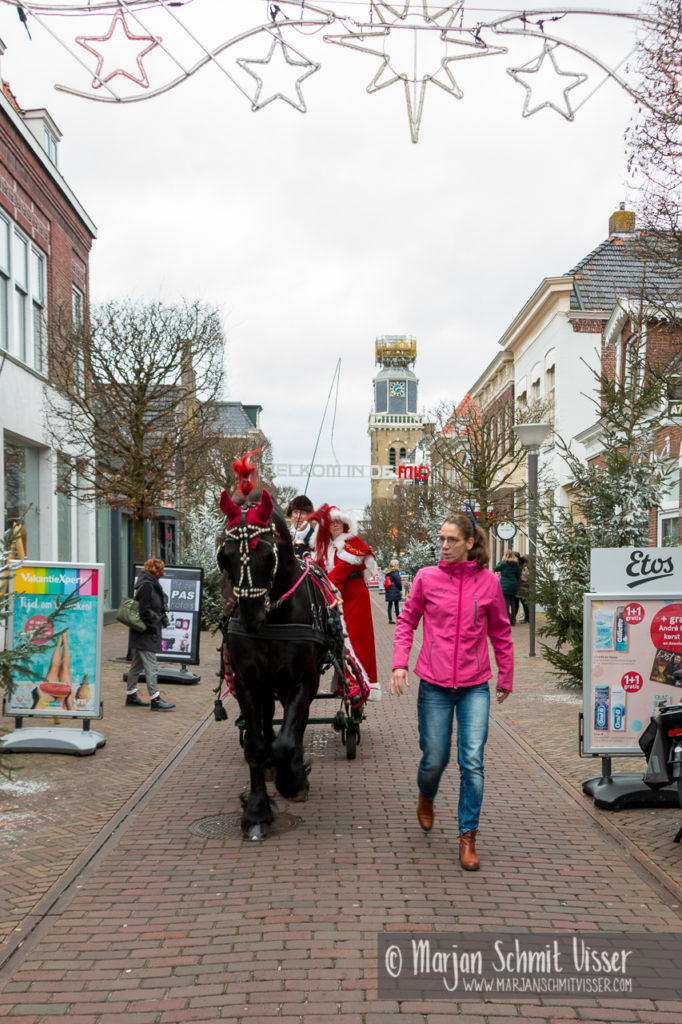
429,397,533,533
45,299,226,561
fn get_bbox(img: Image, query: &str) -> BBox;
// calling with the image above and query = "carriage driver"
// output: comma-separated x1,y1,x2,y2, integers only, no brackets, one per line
286,495,315,556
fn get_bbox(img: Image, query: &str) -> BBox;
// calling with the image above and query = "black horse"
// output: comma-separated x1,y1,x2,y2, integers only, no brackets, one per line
217,487,340,840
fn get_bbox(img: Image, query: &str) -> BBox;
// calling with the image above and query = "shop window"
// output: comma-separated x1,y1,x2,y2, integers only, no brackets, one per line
4,439,40,557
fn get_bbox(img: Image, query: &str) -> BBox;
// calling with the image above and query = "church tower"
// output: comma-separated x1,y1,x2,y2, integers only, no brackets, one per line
368,335,426,503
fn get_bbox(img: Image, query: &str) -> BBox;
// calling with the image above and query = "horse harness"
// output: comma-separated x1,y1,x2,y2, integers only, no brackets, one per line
220,506,279,606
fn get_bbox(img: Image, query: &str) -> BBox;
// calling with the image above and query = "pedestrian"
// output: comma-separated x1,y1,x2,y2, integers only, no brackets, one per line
493,550,521,625
384,559,402,623
286,494,315,556
514,552,530,624
310,504,381,700
390,513,513,870
125,558,176,711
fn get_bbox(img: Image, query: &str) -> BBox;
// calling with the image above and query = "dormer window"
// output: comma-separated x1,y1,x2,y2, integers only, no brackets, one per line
43,125,58,166
20,107,62,168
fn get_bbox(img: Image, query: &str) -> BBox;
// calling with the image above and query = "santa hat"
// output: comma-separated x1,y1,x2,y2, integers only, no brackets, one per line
286,494,314,517
329,507,356,536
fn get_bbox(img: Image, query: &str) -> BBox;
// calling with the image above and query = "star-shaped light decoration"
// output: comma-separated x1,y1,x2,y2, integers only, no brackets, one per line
237,27,320,112
325,1,507,142
75,9,160,89
508,41,587,120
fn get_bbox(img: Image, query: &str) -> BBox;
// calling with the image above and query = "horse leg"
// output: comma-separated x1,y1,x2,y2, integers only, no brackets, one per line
272,677,315,801
239,695,274,840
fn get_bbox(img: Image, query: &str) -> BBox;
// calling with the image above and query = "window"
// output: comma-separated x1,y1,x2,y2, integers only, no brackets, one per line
32,248,46,373
72,285,85,388
399,447,406,460
14,231,28,362
660,513,679,546
531,377,541,405
4,438,40,557
56,455,72,561
0,216,48,370
43,126,58,166
0,216,9,350
546,364,555,423
516,390,527,419
389,447,396,469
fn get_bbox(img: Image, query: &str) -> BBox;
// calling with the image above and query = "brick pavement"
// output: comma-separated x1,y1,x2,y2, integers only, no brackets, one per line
0,595,681,1022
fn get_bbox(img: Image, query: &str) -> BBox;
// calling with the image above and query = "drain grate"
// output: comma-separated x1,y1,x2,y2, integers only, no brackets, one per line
189,809,302,839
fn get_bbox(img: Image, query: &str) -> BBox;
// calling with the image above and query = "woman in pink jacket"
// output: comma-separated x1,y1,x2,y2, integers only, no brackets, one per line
390,514,513,871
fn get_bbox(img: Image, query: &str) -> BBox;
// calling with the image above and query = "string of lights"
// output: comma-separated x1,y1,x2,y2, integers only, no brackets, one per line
0,1,656,142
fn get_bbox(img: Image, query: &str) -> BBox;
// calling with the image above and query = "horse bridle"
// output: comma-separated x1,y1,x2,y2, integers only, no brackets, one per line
221,507,279,606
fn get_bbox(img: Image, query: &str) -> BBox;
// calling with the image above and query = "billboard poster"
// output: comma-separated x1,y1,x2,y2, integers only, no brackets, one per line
5,562,104,719
583,595,682,754
131,564,203,664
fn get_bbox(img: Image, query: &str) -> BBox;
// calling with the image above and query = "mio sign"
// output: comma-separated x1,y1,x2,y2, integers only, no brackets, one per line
590,548,681,595
274,462,431,480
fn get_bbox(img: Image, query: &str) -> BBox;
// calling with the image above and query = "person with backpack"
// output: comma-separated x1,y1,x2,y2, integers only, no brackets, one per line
384,559,403,623
493,550,521,625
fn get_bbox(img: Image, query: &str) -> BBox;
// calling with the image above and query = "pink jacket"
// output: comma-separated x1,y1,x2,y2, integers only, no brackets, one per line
392,560,514,692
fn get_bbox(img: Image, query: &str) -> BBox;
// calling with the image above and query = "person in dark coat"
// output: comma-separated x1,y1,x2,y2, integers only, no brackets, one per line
493,550,521,625
125,558,175,710
286,494,315,556
384,559,403,623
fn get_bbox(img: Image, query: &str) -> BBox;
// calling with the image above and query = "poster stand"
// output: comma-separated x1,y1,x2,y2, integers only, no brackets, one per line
578,713,680,809
1,707,106,756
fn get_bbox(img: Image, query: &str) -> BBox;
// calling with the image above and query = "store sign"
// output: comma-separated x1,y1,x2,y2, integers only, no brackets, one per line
274,462,431,479
590,547,682,594
5,562,104,719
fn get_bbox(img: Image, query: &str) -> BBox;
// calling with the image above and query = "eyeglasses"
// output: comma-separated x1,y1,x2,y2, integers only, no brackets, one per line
438,536,463,546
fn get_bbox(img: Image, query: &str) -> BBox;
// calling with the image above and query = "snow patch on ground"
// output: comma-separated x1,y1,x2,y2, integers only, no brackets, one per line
0,777,50,796
542,693,583,706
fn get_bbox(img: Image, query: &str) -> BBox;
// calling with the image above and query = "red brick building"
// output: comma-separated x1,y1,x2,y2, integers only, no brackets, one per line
0,64,97,561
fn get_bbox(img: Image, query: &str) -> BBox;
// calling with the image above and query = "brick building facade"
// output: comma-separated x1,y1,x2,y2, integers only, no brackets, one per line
0,69,97,562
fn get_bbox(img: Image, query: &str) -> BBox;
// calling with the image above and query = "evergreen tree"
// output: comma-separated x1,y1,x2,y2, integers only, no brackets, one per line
536,329,678,687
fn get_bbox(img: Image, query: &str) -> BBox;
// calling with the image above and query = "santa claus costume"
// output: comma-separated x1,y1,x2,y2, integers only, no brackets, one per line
310,505,380,700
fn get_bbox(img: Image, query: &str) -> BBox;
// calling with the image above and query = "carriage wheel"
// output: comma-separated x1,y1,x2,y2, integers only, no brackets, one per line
345,725,357,760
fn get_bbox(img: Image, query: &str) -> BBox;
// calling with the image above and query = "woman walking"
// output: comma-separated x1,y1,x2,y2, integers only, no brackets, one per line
494,550,521,625
125,558,175,711
384,559,402,623
390,514,513,870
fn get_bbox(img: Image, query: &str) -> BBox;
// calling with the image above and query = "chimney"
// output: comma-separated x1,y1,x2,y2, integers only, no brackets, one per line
609,202,636,236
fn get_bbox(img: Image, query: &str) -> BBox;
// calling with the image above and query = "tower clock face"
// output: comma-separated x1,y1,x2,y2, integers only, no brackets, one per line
390,380,406,398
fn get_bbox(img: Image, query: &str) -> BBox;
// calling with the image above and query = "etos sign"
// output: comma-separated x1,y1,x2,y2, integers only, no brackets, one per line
591,548,682,595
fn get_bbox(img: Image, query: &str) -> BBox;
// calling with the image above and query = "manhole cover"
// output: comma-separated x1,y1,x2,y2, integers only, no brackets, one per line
189,809,302,839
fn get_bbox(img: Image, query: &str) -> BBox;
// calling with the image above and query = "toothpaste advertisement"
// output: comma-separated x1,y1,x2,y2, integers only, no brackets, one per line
6,562,104,719
583,595,682,754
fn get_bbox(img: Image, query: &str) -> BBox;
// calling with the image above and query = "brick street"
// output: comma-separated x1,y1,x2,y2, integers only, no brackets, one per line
1,592,681,1023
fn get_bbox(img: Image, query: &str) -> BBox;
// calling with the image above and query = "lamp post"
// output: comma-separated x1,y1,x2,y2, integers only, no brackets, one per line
512,423,551,657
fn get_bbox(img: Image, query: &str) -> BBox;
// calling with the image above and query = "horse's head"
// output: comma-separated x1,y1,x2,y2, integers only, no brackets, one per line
217,488,279,632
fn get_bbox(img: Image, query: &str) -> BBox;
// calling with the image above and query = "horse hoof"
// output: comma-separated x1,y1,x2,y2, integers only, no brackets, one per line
246,823,266,840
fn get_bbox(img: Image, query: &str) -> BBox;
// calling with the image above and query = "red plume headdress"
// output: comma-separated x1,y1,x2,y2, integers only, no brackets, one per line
231,448,262,498
307,503,337,566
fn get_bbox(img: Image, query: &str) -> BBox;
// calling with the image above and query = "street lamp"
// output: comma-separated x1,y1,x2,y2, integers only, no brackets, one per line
512,422,551,657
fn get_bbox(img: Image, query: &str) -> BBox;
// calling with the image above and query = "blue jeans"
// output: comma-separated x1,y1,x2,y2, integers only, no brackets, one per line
417,680,490,834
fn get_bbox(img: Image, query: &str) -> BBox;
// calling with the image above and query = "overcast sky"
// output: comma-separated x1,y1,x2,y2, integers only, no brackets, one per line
2,1,645,513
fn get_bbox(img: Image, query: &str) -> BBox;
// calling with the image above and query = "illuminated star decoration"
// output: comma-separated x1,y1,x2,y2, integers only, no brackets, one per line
508,41,587,120
75,9,160,89
237,28,320,112
325,1,507,143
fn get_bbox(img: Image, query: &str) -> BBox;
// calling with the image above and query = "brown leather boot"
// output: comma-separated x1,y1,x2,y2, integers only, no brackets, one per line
417,793,434,831
459,829,480,870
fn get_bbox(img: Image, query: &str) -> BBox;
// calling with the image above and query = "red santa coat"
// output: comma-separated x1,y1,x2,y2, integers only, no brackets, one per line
324,532,378,685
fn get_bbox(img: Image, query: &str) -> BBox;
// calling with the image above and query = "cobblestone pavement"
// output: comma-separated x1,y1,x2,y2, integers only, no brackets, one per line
0,595,681,1023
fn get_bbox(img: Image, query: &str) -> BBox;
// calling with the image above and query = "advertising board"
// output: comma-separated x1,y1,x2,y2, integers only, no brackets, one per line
132,564,203,665
5,562,104,720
